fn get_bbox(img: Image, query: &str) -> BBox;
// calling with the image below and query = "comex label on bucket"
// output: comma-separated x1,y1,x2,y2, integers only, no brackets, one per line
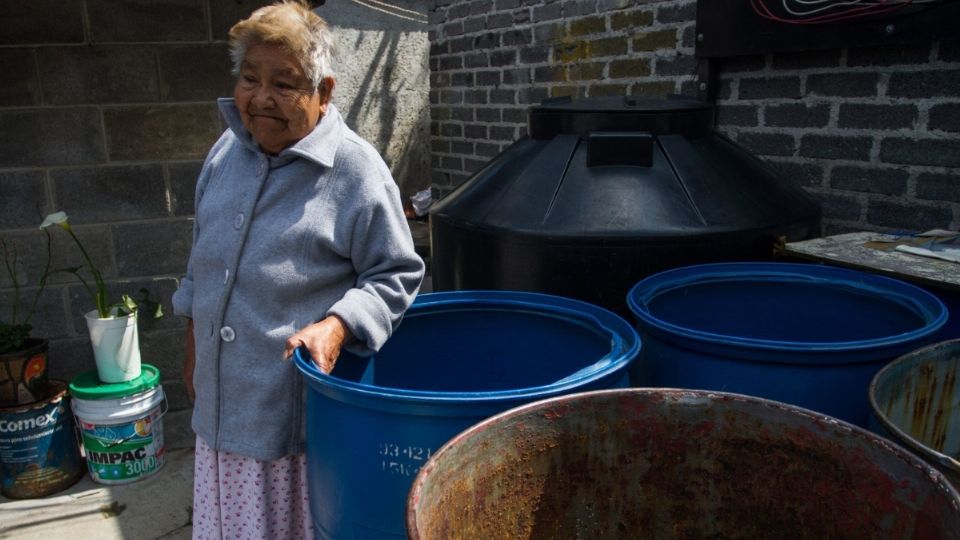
0,381,84,499
0,409,61,434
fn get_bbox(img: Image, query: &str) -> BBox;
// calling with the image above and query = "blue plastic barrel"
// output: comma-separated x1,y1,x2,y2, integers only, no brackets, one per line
870,339,960,488
295,291,640,539
627,262,948,427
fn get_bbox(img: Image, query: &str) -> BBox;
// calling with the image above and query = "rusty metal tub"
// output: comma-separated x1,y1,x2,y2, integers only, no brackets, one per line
870,339,960,488
407,389,960,540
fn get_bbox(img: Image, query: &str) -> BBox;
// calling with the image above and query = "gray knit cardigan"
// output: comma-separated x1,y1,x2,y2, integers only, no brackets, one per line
172,99,424,460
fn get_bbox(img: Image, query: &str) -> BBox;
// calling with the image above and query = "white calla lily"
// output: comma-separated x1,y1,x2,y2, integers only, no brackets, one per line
40,211,69,229
38,209,162,321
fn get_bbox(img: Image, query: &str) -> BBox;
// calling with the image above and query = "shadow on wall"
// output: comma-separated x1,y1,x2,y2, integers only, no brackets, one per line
320,0,428,31
317,0,432,199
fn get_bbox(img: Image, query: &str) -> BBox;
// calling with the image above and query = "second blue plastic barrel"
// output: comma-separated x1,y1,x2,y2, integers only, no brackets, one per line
627,262,948,427
295,290,640,539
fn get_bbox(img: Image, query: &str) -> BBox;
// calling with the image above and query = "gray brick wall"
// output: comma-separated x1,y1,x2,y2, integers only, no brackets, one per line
428,0,960,235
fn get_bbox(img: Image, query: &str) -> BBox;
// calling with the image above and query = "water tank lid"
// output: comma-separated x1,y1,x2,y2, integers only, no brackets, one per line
529,96,713,139
533,95,710,113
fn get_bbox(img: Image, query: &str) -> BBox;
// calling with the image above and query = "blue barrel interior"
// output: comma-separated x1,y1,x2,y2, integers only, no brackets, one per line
333,305,621,392
647,279,930,343
628,262,948,427
296,290,640,539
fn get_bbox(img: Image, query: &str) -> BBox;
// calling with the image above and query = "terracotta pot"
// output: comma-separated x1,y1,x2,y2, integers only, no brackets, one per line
0,338,49,407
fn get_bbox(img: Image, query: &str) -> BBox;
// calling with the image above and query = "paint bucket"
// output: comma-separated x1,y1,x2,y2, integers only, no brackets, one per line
85,309,141,383
0,338,50,407
870,339,960,488
627,262,948,427
408,388,960,539
0,380,84,499
68,364,166,485
295,290,640,539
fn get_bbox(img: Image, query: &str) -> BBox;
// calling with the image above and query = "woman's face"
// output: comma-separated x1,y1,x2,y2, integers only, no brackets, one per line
234,42,331,155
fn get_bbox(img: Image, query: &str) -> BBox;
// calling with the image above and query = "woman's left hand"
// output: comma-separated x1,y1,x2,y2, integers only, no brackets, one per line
284,315,352,373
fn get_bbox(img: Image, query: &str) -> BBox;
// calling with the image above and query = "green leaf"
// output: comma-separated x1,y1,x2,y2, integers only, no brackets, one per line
48,266,83,275
120,294,138,313
0,323,32,354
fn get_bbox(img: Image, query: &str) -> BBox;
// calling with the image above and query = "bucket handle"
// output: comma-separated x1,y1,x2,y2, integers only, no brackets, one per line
76,395,169,450
103,396,169,449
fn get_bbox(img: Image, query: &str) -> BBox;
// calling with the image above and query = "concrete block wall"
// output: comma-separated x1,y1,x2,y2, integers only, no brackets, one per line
0,0,430,413
427,0,960,234
0,0,228,412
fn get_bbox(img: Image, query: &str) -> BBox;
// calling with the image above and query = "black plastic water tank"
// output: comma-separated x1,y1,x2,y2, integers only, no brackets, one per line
429,96,821,316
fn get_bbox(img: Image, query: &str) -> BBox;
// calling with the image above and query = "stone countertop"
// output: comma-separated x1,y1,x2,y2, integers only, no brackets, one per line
780,231,960,292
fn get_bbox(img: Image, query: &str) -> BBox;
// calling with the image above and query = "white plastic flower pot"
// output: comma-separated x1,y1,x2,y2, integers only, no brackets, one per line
84,310,142,383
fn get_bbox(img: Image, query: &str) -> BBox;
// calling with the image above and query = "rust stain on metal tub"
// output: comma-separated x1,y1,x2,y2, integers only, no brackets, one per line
873,339,960,488
409,389,960,540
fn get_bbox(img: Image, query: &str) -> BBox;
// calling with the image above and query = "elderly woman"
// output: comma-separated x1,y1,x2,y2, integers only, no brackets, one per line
171,1,424,538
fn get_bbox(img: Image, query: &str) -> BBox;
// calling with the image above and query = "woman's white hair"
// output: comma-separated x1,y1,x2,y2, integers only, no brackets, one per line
228,0,336,88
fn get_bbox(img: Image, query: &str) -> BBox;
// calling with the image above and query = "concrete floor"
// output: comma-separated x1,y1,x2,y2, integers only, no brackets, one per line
0,410,195,540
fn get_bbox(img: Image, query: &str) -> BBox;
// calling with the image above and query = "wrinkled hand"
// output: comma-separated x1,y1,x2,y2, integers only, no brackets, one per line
283,315,351,374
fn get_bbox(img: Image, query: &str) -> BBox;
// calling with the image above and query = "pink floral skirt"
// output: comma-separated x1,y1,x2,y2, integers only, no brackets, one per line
192,436,314,539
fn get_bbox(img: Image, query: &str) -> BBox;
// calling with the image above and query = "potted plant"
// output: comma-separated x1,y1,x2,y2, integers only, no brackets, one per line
0,232,54,406
40,212,162,384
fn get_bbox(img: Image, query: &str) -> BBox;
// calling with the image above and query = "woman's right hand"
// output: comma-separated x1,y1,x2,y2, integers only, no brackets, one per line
184,319,196,403
283,315,351,374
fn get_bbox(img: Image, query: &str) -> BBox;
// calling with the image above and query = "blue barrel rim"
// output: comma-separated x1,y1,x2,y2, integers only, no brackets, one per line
627,262,948,354
869,338,960,474
296,290,641,404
